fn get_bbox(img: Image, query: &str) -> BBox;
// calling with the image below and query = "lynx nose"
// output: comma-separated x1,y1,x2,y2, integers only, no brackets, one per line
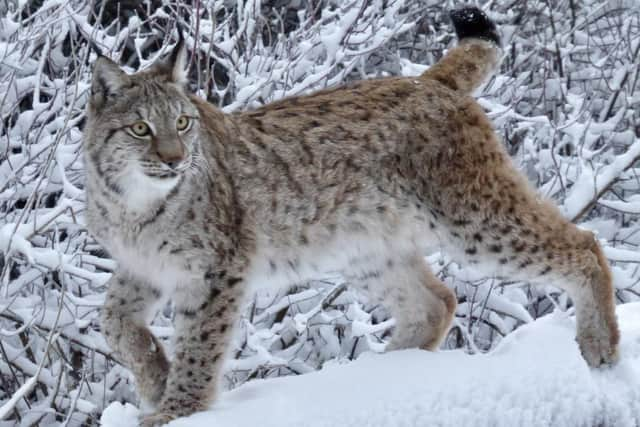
157,145,186,170
165,159,182,170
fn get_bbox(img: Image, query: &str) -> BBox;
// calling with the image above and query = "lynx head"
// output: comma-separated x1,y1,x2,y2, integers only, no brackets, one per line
84,37,200,207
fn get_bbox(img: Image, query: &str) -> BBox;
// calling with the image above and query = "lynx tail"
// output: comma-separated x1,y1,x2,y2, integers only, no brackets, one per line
422,7,501,94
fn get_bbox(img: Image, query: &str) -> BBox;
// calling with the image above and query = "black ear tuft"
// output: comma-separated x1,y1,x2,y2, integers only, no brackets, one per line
449,7,500,46
89,40,105,58
168,29,185,68
154,29,188,84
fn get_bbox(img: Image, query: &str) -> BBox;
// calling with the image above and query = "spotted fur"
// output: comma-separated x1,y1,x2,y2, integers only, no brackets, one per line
84,7,619,425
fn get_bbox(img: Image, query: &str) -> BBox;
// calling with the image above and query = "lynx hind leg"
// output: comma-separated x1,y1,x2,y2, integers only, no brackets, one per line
347,253,456,351
567,234,619,366
436,177,619,366
101,274,169,407
418,259,457,350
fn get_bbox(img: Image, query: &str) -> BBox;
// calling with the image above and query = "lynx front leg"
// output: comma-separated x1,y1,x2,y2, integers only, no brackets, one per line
141,270,243,426
101,272,169,407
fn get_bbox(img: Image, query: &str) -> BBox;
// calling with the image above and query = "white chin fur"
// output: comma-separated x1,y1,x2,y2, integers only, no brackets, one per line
119,168,179,212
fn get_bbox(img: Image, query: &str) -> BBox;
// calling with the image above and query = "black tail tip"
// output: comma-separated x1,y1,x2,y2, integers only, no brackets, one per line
449,7,500,46
89,40,105,58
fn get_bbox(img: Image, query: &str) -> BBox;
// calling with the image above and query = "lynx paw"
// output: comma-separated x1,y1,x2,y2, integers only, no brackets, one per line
139,412,177,427
577,333,619,367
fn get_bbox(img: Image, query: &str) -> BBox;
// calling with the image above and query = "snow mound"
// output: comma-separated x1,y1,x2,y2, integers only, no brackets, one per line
102,303,640,427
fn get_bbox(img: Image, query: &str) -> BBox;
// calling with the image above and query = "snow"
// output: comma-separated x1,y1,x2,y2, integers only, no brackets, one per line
599,194,640,214
100,303,640,427
562,138,640,220
604,246,640,263
0,375,40,419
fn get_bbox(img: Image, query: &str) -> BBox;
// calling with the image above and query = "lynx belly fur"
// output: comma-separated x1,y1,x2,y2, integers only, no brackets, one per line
83,7,619,425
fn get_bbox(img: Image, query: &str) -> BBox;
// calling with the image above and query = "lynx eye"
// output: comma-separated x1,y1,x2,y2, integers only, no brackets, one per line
176,115,191,132
128,121,151,138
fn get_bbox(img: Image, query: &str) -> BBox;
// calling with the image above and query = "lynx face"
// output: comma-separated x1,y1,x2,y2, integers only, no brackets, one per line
85,48,200,204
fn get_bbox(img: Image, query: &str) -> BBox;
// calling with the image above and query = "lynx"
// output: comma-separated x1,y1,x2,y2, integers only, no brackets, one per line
84,7,619,425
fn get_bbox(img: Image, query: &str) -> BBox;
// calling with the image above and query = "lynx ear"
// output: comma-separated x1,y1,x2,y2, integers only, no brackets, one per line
155,32,188,84
91,56,129,109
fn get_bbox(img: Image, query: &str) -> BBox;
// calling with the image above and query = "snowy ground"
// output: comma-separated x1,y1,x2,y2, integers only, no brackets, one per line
101,303,640,427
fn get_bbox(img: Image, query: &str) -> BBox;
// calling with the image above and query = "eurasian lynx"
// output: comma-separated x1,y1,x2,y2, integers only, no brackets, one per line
84,7,619,425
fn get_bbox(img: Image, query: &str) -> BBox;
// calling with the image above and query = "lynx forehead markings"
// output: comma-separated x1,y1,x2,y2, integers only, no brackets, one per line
83,7,619,426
